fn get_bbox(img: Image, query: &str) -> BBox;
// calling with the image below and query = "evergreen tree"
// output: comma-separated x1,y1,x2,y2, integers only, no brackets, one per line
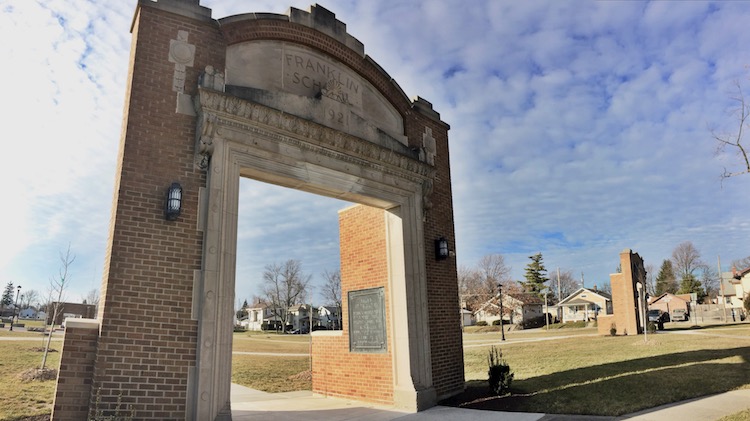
1,282,14,317
654,260,677,295
677,274,706,302
522,253,549,296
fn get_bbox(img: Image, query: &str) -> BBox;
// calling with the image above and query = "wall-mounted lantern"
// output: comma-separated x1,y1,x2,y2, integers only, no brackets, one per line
435,237,449,260
165,182,183,221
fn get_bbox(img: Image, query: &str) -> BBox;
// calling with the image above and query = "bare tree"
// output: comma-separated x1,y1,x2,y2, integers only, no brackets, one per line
671,241,705,282
320,269,341,329
19,289,40,311
549,269,579,303
644,264,656,297
82,288,100,311
42,245,74,370
459,255,513,311
260,259,311,332
713,80,750,179
701,265,719,301
731,256,750,271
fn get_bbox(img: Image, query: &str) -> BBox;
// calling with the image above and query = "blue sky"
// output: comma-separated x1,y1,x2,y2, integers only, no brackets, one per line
2,0,749,307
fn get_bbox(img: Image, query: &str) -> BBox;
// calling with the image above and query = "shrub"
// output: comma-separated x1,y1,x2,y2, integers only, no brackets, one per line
487,345,513,396
476,321,488,326
522,316,547,329
491,319,503,326
646,321,657,334
609,323,617,336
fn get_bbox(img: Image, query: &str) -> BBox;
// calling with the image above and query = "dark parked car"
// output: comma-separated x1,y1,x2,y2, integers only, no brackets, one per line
647,309,669,329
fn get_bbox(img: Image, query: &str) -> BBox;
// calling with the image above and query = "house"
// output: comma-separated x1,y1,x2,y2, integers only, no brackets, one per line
288,304,319,332
474,293,545,327
648,293,690,318
238,305,285,331
19,308,38,319
460,308,474,327
557,287,612,323
719,267,750,310
47,302,96,325
318,306,342,330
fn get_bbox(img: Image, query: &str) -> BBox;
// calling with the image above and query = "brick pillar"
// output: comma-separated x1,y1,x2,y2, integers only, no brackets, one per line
312,205,394,405
52,319,100,420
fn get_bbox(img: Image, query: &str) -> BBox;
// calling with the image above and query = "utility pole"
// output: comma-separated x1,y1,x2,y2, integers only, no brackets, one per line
718,256,726,323
497,283,505,341
581,272,585,289
557,267,562,323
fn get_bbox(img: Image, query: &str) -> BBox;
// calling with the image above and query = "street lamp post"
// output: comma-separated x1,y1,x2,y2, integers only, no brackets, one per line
497,283,505,341
636,282,646,342
543,287,549,330
9,285,20,332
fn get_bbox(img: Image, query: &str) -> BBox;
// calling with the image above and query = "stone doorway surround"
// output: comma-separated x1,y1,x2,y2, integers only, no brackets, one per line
192,88,436,419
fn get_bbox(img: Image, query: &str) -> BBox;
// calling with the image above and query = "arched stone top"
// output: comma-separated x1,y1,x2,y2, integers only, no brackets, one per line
218,5,446,128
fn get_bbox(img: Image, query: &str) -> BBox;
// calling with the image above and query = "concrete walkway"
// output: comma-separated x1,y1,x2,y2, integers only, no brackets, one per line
231,384,750,421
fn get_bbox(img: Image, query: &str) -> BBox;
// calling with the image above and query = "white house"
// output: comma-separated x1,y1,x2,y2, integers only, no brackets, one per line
719,267,750,312
288,304,318,332
474,293,545,327
239,306,282,331
19,308,38,319
318,306,342,330
460,308,474,327
557,287,612,323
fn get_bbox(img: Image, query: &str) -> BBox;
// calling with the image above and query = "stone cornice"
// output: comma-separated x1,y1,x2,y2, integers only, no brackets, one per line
195,89,434,185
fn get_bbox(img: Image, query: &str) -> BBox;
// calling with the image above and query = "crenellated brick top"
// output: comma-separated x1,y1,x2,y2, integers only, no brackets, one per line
218,5,447,128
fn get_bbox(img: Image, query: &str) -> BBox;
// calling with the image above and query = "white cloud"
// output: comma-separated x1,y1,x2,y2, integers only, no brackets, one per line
2,0,749,306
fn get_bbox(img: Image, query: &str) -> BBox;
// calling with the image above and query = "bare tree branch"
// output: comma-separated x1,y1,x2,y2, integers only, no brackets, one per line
713,80,750,179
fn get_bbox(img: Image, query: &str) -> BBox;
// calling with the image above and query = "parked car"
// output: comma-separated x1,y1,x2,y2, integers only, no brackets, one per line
671,308,688,322
647,309,669,330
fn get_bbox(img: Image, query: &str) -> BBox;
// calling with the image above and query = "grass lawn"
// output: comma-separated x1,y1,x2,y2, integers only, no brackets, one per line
452,323,750,416
0,324,747,419
0,339,61,421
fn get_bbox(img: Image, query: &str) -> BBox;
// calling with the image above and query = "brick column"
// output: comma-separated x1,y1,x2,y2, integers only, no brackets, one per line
52,319,100,420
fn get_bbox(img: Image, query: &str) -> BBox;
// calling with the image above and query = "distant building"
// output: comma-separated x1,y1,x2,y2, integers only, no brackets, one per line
318,306,342,330
557,287,612,323
47,302,96,325
474,293,545,327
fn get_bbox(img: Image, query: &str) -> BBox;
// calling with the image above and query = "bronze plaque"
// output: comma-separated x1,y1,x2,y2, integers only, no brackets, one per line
348,287,387,353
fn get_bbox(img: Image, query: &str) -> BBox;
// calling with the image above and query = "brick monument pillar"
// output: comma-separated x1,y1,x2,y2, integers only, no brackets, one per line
598,249,648,335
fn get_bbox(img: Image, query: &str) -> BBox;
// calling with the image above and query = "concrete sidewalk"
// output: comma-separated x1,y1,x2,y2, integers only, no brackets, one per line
230,384,750,421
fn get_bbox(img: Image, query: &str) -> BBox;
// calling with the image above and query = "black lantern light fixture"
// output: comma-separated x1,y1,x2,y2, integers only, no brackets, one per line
435,237,449,260
165,182,183,221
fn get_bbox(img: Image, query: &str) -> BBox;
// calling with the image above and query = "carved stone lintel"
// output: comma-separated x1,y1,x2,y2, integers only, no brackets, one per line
194,89,433,181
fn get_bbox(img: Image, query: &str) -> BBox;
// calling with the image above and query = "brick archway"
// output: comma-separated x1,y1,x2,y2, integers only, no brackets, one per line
51,2,463,420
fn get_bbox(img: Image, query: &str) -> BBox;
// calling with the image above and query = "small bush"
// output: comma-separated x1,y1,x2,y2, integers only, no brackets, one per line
609,323,617,336
491,319,503,326
646,321,657,334
487,346,513,396
476,321,488,326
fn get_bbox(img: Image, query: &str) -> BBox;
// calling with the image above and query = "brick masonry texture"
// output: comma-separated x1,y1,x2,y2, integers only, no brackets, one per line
74,4,224,420
52,324,99,420
312,205,394,404
53,2,463,418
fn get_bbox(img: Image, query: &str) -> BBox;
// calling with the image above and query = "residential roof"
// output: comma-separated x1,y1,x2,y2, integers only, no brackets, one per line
557,287,611,306
650,293,690,304
506,292,544,305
